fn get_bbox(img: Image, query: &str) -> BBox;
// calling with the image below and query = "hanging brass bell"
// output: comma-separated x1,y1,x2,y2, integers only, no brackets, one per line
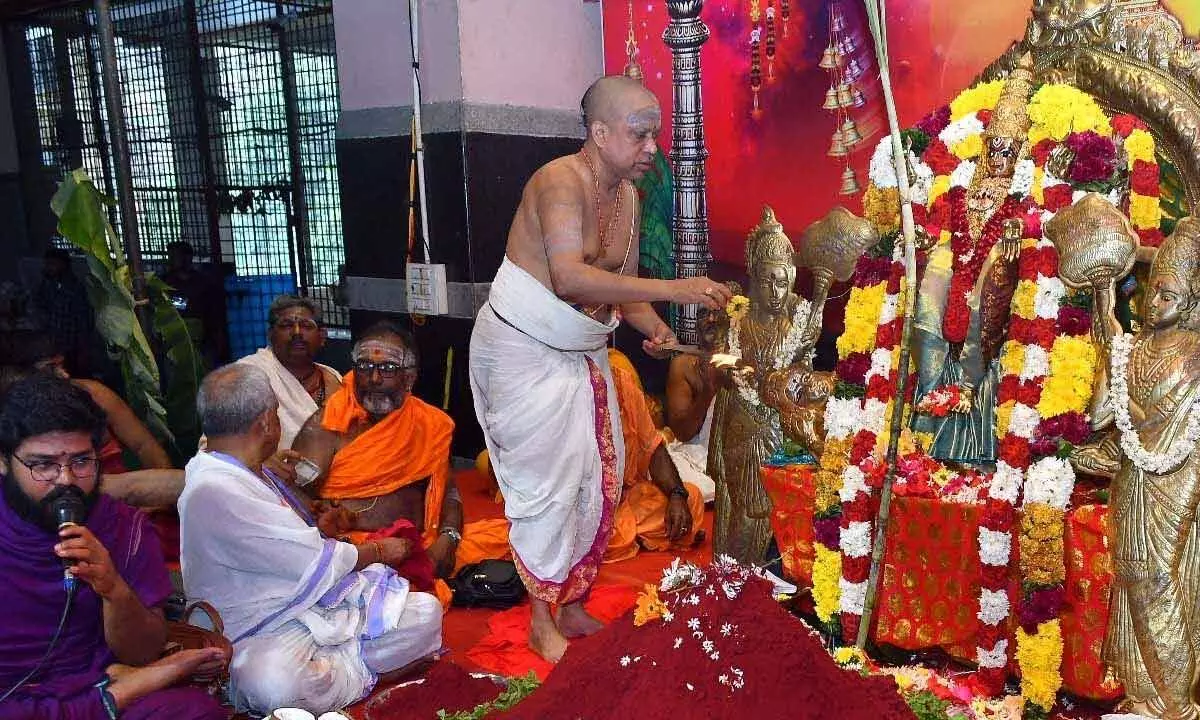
835,82,855,108
822,84,842,110
836,34,857,56
830,6,846,33
828,129,848,157
818,44,842,70
839,166,861,195
843,55,866,81
840,117,862,146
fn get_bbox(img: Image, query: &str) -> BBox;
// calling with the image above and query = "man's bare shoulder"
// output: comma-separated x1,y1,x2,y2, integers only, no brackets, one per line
526,154,586,200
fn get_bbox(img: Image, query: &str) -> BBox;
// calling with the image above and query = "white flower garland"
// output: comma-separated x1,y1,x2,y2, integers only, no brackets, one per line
1009,159,1036,197
977,588,1011,626
825,397,864,441
977,639,1010,669
938,115,985,148
838,577,867,615
838,465,870,503
950,160,976,190
978,527,1012,566
1008,403,1041,440
727,298,812,410
839,521,873,559
1024,456,1075,510
1110,333,1200,475
990,461,1024,504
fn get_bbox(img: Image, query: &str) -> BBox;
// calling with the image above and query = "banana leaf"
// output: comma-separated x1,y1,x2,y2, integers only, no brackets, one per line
50,169,202,457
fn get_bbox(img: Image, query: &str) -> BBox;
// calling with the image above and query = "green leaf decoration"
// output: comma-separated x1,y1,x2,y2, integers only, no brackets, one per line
51,169,203,457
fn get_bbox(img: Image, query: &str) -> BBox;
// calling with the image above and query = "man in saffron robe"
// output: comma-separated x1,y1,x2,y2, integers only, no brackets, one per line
469,75,729,661
604,349,705,562
292,321,464,584
180,364,441,715
0,374,228,720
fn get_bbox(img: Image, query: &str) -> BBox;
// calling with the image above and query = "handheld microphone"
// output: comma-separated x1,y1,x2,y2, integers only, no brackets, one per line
50,492,86,592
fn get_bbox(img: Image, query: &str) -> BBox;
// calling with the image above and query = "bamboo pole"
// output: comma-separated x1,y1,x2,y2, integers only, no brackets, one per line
855,0,921,649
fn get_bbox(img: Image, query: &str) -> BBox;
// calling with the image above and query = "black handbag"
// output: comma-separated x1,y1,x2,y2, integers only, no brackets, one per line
450,559,527,609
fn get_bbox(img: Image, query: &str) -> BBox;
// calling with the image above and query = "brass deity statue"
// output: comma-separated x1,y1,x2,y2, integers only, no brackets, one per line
910,55,1035,465
708,207,830,564
1070,216,1200,720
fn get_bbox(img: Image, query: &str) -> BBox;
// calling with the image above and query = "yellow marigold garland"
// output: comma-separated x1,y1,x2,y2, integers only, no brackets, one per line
1037,335,1098,419
949,80,1004,121
1015,621,1065,712
1026,85,1112,145
812,545,843,623
836,282,886,357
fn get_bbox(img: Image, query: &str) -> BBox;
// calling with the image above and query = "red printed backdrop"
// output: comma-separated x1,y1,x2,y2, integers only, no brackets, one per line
601,0,1197,265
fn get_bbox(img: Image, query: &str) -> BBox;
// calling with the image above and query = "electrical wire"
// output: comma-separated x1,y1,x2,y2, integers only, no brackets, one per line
0,583,77,703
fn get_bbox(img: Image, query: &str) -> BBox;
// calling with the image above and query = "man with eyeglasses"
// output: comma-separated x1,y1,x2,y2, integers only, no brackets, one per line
0,373,228,719
291,321,464,589
235,295,342,453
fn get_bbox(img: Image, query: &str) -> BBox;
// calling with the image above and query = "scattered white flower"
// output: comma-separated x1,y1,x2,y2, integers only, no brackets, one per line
661,610,674,623
721,581,743,600
702,640,715,653
620,656,632,667
686,683,694,692
719,674,730,685
705,586,717,596
732,667,744,677
710,652,720,661
687,594,701,606
693,631,704,640
687,618,700,630
674,637,683,649
721,623,733,636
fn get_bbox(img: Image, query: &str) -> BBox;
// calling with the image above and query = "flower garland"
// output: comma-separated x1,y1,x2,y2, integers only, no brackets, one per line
726,296,812,409
1110,333,1200,474
990,237,1098,710
811,254,892,631
838,246,906,644
1113,114,1163,247
855,78,1123,707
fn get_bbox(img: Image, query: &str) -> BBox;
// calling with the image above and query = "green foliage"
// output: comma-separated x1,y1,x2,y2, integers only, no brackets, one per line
437,671,541,720
635,149,675,281
905,690,951,720
1158,156,1187,237
1022,700,1050,720
834,381,867,400
901,128,931,157
51,169,202,453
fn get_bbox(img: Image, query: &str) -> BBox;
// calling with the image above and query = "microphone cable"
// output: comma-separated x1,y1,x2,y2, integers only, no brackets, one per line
0,582,78,703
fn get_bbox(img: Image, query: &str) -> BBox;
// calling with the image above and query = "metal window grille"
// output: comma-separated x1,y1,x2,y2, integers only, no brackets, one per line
9,0,347,361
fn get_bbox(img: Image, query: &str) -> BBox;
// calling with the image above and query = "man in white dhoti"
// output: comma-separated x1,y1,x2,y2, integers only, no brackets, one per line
469,75,731,662
238,295,342,452
180,364,440,715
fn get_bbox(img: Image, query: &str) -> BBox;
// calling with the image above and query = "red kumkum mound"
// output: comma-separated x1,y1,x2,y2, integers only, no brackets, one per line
362,660,501,720
498,560,915,720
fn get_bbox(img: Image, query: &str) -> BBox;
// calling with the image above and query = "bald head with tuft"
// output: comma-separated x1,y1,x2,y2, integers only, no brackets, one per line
581,75,659,135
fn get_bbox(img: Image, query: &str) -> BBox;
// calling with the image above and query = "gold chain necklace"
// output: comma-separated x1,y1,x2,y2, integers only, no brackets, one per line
579,149,626,256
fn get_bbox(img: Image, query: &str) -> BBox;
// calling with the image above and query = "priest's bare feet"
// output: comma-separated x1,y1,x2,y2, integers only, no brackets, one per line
555,601,604,639
530,599,569,662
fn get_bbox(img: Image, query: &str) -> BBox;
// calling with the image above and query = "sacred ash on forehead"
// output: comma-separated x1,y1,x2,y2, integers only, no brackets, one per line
352,339,415,367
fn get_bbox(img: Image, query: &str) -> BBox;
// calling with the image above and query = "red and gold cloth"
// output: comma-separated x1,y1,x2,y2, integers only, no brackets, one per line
761,464,817,584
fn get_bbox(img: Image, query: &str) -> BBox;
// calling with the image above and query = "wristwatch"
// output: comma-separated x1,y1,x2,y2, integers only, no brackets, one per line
439,527,463,545
668,485,688,500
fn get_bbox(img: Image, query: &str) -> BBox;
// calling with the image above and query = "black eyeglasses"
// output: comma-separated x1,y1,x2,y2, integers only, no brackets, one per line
273,317,320,332
354,360,416,378
13,455,99,483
